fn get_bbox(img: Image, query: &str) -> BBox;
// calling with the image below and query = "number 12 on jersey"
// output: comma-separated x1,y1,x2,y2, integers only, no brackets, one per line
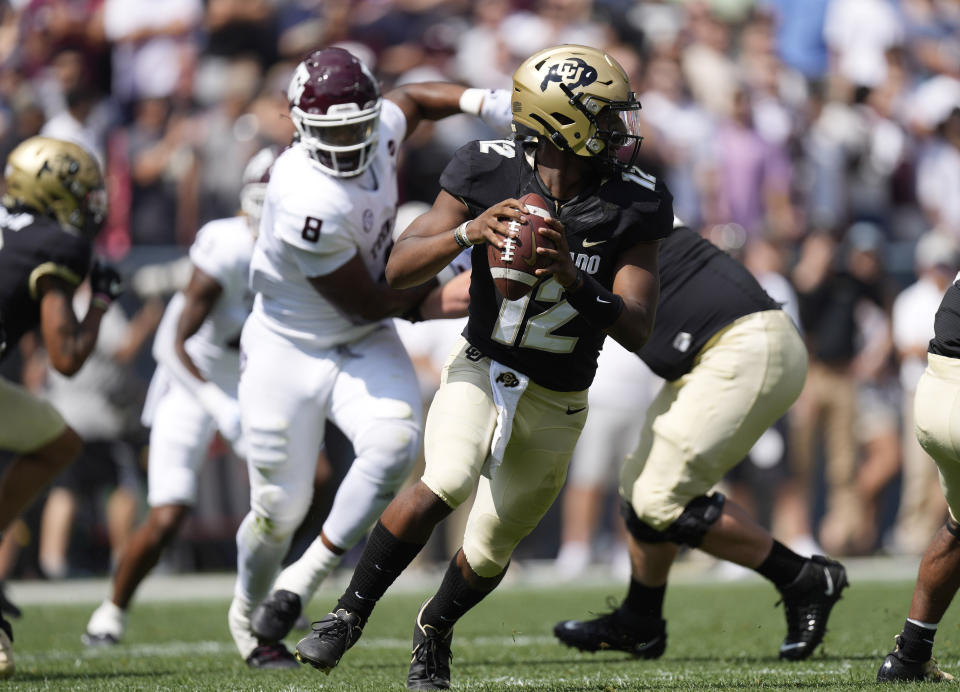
492,278,579,353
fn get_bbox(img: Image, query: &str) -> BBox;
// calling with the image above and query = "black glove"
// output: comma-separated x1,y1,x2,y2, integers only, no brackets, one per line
89,260,124,309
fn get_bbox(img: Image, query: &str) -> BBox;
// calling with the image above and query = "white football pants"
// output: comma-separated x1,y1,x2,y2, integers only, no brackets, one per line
234,315,422,608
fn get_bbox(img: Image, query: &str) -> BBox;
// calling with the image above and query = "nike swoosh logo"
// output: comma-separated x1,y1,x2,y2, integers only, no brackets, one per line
566,405,586,415
353,590,375,602
582,238,607,248
596,297,610,304
521,235,537,267
780,642,807,651
824,568,834,597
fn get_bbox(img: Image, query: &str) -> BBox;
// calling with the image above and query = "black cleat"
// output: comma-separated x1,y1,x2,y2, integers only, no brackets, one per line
407,602,453,690
295,608,363,672
877,636,955,682
777,555,848,660
251,589,302,643
554,601,666,659
245,642,299,669
0,583,21,619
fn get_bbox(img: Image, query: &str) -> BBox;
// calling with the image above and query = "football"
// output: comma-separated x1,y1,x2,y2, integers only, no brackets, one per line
487,192,555,301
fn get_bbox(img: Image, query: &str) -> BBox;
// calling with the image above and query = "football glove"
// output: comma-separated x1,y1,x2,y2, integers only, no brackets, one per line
196,382,245,454
89,260,124,310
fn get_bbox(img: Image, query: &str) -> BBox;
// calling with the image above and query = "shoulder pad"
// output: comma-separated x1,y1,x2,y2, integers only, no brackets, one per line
602,169,673,243
440,139,518,212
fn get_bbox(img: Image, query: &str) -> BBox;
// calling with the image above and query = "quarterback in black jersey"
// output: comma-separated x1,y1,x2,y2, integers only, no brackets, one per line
0,137,122,678
875,279,960,682
554,220,847,662
296,46,669,688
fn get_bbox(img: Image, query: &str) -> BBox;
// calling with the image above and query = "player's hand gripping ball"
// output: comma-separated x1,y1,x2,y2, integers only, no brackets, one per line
487,193,556,301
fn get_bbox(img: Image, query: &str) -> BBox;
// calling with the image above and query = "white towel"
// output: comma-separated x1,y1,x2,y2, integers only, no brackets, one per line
482,360,530,479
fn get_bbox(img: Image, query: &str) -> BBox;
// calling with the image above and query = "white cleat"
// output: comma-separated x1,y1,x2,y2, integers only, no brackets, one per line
83,600,127,646
228,598,259,661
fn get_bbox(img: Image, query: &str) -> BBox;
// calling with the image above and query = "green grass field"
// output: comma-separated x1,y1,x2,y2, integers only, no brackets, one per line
5,577,956,690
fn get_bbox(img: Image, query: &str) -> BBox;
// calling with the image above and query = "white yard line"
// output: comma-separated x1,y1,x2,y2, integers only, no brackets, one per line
6,555,921,606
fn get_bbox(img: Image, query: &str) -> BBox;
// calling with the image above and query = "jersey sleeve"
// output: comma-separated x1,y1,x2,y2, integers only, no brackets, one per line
272,193,357,277
27,230,92,299
439,140,514,216
189,221,241,286
616,174,674,251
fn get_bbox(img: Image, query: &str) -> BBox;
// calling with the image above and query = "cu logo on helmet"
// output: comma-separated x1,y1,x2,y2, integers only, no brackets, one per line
539,58,598,92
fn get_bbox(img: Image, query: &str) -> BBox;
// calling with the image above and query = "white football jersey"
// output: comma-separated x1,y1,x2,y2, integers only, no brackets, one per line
157,216,254,382
249,99,407,349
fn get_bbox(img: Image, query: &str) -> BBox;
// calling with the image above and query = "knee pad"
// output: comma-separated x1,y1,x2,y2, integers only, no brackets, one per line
462,511,532,578
622,493,726,548
353,416,421,489
249,483,311,542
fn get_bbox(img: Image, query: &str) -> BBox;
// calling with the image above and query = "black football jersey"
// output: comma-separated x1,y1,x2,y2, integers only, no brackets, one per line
439,138,673,391
0,206,92,361
637,226,780,381
929,278,960,359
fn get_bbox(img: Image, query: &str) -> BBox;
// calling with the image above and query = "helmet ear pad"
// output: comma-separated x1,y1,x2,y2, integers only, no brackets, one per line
287,47,382,178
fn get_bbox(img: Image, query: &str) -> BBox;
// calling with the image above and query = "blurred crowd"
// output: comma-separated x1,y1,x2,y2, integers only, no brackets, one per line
1,0,960,582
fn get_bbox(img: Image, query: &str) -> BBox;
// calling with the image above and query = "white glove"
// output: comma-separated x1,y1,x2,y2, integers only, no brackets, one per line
196,382,244,454
460,88,513,134
480,89,513,133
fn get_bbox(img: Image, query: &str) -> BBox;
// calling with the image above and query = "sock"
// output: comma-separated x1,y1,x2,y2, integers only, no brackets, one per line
419,553,497,632
621,579,666,620
337,521,424,624
273,537,342,603
235,512,291,607
900,619,938,661
755,540,806,588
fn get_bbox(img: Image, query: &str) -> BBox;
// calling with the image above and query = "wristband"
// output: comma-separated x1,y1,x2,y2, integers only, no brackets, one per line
91,293,113,311
563,270,624,329
454,221,473,249
459,88,485,116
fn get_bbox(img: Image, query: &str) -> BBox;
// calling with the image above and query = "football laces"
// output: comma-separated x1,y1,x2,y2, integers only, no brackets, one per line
502,220,520,262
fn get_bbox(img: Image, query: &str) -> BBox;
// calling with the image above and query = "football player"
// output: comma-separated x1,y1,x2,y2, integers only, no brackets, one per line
552,219,847,662
876,276,960,682
0,136,122,677
294,45,672,689
228,46,513,668
82,146,279,648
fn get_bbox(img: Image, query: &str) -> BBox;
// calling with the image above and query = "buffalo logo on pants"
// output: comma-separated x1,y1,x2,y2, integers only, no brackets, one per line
495,372,520,388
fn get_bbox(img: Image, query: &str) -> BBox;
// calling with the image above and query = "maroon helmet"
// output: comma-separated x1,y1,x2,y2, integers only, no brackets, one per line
287,47,382,178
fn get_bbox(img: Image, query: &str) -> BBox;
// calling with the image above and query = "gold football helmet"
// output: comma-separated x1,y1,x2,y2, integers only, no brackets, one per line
512,45,642,167
3,136,106,238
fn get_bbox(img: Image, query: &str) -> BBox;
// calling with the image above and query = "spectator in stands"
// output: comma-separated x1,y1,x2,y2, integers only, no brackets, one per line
789,223,888,555
889,232,959,553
